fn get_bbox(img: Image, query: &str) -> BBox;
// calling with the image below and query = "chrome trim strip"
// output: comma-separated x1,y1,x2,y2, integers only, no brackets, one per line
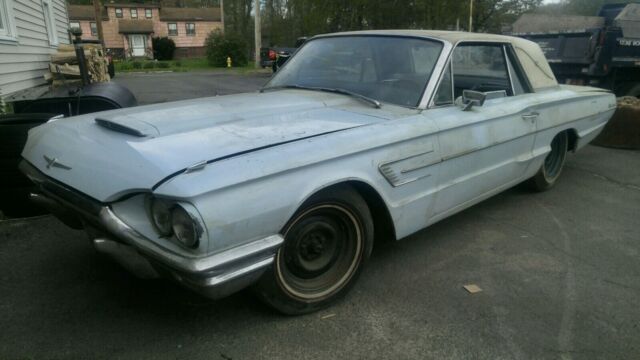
504,44,516,95
185,160,208,173
400,162,434,174
378,148,438,187
419,40,454,109
393,173,432,187
439,109,613,163
195,257,274,287
428,60,454,108
382,148,434,164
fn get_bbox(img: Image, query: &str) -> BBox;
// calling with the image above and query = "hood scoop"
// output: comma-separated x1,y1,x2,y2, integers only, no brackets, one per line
95,116,158,137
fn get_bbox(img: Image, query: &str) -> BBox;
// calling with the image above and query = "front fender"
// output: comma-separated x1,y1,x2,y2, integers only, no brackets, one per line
155,161,389,255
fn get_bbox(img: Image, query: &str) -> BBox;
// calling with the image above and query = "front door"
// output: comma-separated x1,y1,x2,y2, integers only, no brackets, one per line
429,43,538,218
130,34,145,57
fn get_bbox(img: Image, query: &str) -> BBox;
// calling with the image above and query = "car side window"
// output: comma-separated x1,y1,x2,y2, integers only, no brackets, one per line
451,44,512,98
505,45,532,95
433,62,453,106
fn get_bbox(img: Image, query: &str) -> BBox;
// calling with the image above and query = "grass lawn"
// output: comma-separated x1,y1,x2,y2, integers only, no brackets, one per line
114,58,265,74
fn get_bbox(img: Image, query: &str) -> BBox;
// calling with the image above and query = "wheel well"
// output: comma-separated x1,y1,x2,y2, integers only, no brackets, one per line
346,181,396,244
565,128,579,152
309,181,396,244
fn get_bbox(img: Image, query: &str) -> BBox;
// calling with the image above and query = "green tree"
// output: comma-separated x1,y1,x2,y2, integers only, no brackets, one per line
205,30,249,66
152,36,176,60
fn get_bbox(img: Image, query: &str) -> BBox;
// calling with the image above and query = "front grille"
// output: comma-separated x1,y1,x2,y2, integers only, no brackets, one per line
19,160,104,218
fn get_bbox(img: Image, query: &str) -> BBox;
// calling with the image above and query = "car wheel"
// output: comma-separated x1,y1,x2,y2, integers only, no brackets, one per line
528,131,568,191
255,185,374,315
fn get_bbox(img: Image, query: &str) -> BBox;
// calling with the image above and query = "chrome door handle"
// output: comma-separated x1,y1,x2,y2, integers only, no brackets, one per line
522,112,539,121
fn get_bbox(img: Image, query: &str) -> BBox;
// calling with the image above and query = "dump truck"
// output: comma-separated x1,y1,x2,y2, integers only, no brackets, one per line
511,3,640,96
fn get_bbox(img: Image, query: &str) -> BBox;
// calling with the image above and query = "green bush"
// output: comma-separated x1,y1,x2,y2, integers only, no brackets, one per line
205,30,248,67
118,62,133,70
143,62,155,69
152,37,176,61
157,61,170,68
173,60,182,67
132,61,142,69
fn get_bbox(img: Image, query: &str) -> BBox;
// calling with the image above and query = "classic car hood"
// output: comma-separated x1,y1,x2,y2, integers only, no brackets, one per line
22,91,387,202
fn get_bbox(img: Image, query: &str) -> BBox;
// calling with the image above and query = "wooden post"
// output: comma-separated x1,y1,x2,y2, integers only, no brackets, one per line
254,0,261,68
93,0,105,47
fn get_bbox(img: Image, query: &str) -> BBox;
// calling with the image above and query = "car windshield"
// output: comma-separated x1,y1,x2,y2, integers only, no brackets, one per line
264,36,444,107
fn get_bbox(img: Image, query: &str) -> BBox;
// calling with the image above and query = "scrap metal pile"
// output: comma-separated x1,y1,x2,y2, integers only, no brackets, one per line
46,44,110,88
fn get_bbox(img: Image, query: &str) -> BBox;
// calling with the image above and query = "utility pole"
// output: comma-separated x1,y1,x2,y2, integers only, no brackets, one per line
468,0,474,33
220,0,225,32
254,0,261,68
93,0,105,46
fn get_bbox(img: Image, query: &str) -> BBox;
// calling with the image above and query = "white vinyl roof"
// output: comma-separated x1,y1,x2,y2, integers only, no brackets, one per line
315,30,559,92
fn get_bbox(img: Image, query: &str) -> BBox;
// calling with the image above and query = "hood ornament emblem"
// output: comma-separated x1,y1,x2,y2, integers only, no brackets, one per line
43,155,72,170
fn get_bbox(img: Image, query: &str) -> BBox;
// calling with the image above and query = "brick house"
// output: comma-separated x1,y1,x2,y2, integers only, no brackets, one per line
67,4,222,59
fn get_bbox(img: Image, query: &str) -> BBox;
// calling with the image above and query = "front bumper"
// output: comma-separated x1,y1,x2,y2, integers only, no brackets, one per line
20,160,283,299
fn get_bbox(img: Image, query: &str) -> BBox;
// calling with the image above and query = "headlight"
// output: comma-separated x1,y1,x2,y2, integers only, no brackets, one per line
150,198,172,236
171,205,200,248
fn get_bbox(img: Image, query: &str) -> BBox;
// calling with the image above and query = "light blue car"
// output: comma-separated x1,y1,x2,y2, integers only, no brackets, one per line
21,31,615,314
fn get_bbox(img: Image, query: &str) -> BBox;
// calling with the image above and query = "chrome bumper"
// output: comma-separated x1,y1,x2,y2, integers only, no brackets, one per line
20,160,283,299
96,207,283,299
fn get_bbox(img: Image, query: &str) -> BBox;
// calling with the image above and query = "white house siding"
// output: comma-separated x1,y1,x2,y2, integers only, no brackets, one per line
0,0,70,99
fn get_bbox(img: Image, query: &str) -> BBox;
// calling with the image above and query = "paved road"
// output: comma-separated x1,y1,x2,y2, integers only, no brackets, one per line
1,72,639,359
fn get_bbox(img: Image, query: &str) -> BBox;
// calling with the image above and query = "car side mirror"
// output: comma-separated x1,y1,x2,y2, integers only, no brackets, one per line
461,90,486,111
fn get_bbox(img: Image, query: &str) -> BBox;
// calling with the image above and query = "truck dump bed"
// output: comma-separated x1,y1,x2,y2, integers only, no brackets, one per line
510,3,640,91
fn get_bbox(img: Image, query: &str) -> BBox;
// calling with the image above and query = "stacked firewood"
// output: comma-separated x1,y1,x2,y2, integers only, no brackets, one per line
46,43,110,88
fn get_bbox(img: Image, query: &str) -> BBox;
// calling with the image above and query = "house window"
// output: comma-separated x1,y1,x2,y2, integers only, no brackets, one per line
41,0,58,45
186,23,195,36
0,0,17,41
90,22,97,36
115,8,122,18
168,22,177,36
145,8,152,19
130,8,137,19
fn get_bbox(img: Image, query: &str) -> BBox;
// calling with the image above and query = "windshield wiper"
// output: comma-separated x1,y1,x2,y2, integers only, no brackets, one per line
261,84,381,109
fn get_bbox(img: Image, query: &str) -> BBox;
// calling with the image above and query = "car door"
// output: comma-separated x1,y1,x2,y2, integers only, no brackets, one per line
428,43,538,219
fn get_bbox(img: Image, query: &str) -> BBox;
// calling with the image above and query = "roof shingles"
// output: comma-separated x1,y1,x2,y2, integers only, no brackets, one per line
118,20,154,34
68,5,108,20
68,5,221,22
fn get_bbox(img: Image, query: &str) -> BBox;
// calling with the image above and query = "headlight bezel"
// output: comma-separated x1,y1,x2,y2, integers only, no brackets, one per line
149,197,173,237
146,195,203,249
171,205,202,248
